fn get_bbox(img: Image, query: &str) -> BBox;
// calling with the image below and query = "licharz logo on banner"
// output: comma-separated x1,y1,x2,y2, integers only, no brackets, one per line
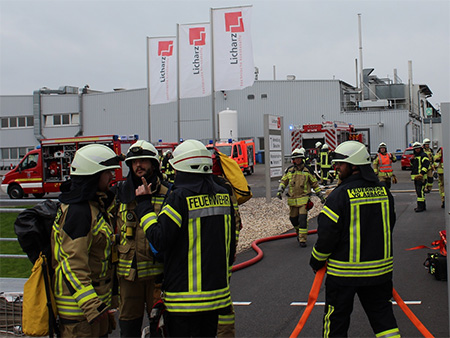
158,40,173,86
225,11,244,70
189,27,205,79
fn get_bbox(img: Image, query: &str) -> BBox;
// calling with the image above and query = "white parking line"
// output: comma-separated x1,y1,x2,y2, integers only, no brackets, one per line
233,302,252,306
290,301,422,306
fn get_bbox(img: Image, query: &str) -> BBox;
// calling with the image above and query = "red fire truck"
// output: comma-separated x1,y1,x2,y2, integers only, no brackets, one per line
290,121,364,156
207,139,256,175
1,135,137,199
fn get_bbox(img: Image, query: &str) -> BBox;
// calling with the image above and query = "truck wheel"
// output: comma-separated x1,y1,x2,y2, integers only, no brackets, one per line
33,193,45,199
8,185,24,199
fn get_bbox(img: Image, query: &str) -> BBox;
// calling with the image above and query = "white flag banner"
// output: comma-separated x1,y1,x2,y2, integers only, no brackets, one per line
148,37,177,105
212,5,254,91
178,23,212,99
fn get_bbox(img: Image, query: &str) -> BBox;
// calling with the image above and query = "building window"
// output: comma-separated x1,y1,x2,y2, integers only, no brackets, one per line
0,116,34,129
45,113,79,126
261,94,268,99
1,148,9,159
247,94,255,100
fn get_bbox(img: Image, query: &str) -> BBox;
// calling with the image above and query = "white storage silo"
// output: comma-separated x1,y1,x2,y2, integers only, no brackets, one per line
218,108,238,141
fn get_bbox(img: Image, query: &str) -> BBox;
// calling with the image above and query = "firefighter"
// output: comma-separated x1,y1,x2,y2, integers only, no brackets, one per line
277,148,325,247
161,150,175,183
51,144,123,337
372,142,397,190
115,140,171,337
310,141,400,338
434,147,445,208
135,139,236,337
319,144,333,185
411,141,430,212
422,138,435,193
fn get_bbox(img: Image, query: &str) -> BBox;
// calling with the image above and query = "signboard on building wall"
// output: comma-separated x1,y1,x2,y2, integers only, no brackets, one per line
264,114,284,202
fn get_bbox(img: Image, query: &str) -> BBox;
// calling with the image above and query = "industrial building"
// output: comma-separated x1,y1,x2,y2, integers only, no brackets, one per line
0,67,441,169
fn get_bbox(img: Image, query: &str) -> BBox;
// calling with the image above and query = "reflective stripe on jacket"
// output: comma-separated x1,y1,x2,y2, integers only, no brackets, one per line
320,151,332,169
117,184,168,280
51,196,114,322
278,164,321,206
136,181,236,313
310,173,396,285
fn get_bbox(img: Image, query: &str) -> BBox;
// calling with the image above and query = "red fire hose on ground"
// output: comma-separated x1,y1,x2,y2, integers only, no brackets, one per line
232,229,435,337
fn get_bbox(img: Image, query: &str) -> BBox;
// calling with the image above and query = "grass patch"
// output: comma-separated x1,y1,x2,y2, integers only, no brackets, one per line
0,210,32,278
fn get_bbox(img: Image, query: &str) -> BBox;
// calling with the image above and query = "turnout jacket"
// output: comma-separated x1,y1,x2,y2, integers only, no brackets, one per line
410,150,430,180
310,173,396,286
278,163,321,206
135,174,236,313
51,192,115,322
116,175,169,280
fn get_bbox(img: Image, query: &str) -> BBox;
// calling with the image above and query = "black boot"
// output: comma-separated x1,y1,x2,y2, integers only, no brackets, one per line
119,317,143,338
414,202,426,212
442,201,445,208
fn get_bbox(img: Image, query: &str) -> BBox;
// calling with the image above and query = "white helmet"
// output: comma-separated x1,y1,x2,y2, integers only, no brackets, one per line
291,148,305,159
413,141,422,149
378,142,387,152
315,141,322,148
70,144,121,176
125,140,160,167
169,139,212,174
423,138,431,145
322,144,329,151
331,141,371,166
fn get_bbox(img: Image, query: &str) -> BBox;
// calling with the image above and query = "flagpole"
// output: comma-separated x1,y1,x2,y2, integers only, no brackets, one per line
210,7,216,144
146,36,151,142
176,24,181,142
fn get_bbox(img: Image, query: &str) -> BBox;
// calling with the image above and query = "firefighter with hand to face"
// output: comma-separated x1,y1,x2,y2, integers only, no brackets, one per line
310,141,400,338
373,142,397,190
277,148,325,247
115,140,171,337
411,142,430,212
134,140,236,337
51,144,123,337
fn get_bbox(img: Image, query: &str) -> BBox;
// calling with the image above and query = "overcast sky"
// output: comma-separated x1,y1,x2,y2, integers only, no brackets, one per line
1,0,449,109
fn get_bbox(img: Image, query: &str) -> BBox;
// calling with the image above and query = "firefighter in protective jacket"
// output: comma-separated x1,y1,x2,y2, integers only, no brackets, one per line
434,147,445,208
411,142,430,212
422,138,435,193
115,140,171,337
277,148,325,247
319,144,333,185
51,144,122,337
135,139,236,337
372,142,397,190
310,141,400,338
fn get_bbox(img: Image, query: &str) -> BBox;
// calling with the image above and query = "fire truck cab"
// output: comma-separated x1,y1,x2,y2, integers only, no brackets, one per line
207,139,255,175
1,134,137,199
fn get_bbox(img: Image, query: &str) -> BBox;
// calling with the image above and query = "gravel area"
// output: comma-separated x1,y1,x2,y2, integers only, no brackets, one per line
236,195,324,253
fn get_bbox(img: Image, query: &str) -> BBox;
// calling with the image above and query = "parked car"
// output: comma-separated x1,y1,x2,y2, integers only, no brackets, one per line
401,147,414,170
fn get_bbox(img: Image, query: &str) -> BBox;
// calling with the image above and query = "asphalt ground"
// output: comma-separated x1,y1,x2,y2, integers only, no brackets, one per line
231,162,449,337
1,162,448,337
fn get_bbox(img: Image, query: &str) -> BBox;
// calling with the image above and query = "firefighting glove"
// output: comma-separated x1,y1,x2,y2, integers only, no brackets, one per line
276,191,283,200
414,174,424,181
319,193,326,204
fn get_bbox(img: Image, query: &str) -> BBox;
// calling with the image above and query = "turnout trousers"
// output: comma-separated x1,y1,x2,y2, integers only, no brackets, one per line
166,310,219,338
323,278,400,338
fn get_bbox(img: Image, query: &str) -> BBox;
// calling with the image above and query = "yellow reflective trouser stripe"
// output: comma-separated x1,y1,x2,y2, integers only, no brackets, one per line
312,247,331,261
376,328,401,338
323,304,334,338
160,205,182,227
321,206,339,223
298,228,308,234
218,313,235,325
